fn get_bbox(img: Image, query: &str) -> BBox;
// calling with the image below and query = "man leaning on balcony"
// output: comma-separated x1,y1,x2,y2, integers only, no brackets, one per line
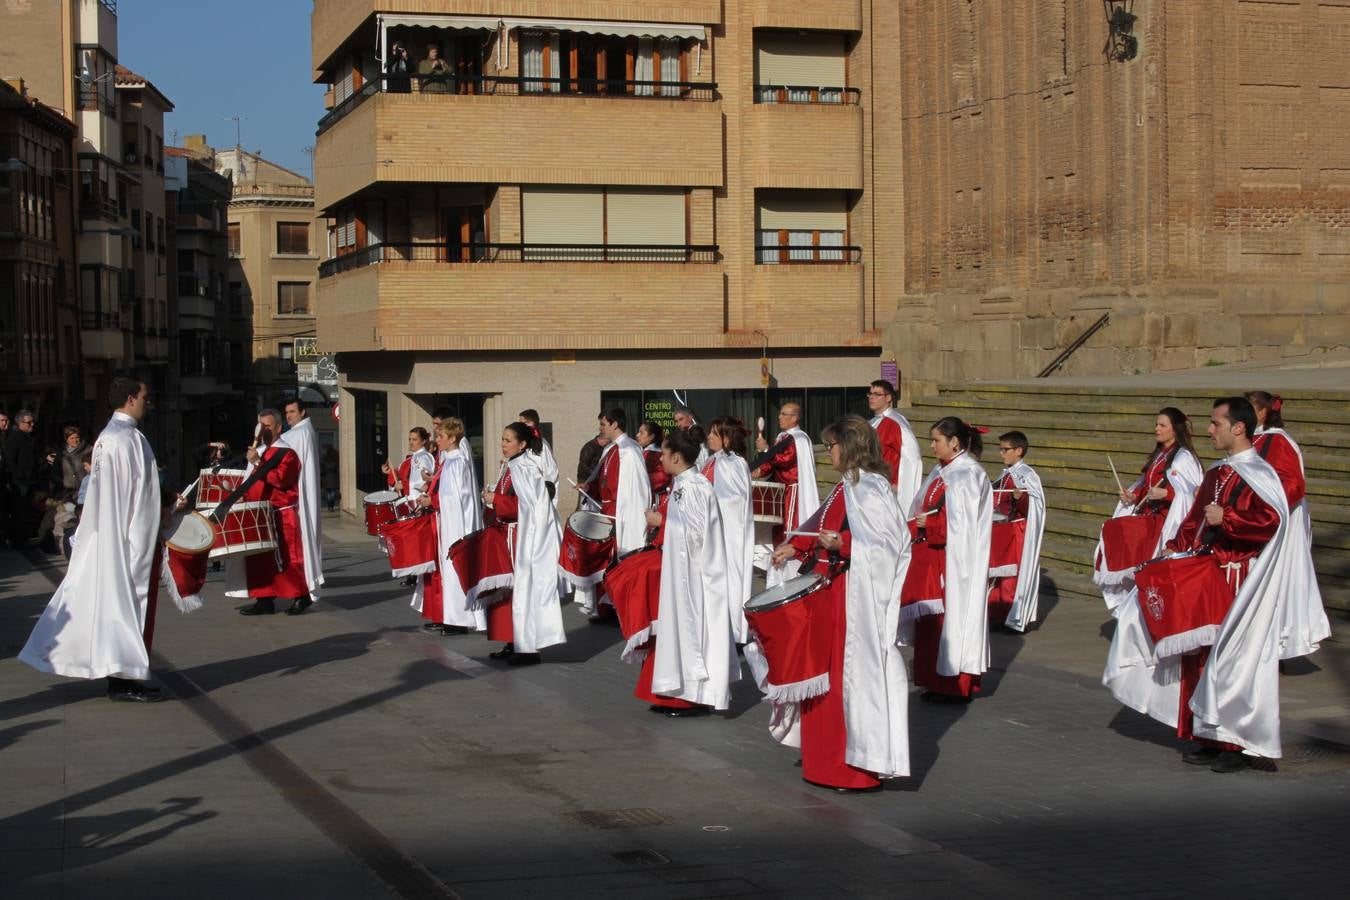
417,44,451,93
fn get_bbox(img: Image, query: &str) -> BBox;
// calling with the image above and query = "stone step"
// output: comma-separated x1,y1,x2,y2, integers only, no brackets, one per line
996,445,1350,480
1045,503,1350,556
933,382,1350,414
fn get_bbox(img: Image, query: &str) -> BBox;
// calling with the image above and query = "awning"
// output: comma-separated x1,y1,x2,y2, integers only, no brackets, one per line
377,13,500,33
500,17,706,42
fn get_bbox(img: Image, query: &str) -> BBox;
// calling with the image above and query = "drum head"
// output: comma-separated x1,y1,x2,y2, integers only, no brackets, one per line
364,490,400,504
168,511,216,552
746,573,825,612
568,510,614,540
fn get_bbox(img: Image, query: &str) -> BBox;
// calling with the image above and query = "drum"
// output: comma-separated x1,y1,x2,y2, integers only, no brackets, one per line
989,519,1027,577
448,525,514,608
751,480,786,524
603,546,663,647
1135,553,1235,659
559,511,615,587
196,468,247,509
379,513,438,578
363,490,402,536
166,510,216,599
1099,513,1165,572
744,572,833,701
209,500,278,559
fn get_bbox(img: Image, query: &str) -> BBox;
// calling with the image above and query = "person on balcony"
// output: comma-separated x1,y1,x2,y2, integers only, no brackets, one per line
417,44,451,93
386,41,411,93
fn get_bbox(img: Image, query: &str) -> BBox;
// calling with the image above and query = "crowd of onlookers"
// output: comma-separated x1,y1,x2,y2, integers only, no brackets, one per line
0,410,93,556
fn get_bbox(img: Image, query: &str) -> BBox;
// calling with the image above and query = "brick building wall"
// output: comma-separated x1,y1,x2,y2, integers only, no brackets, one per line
887,0,1350,397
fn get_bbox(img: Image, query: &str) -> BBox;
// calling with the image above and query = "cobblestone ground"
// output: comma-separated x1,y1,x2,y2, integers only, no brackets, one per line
2,519,1347,898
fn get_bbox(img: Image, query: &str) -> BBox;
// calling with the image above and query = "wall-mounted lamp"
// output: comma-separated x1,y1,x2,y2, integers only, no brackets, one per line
1102,0,1138,62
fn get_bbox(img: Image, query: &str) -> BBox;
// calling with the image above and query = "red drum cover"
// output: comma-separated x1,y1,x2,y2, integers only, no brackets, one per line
989,519,1027,573
900,542,944,608
604,546,662,642
745,574,833,697
1100,514,1164,572
448,526,514,605
210,501,278,559
1135,554,1234,656
196,468,246,509
363,490,401,536
379,513,437,576
560,511,615,581
167,545,209,598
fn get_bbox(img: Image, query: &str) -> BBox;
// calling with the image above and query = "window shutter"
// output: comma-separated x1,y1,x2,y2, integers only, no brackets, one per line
755,32,846,87
605,189,685,245
522,188,604,245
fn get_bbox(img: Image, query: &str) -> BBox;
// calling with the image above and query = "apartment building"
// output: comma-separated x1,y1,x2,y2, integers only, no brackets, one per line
311,2,896,509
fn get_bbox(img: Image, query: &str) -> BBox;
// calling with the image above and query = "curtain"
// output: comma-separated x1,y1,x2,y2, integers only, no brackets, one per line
659,37,680,96
788,231,813,262
635,38,654,95
521,33,543,92
757,229,778,265
818,230,844,262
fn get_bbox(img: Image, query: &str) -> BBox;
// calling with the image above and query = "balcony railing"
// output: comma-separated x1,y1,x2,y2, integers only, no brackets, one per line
81,310,121,329
318,74,719,135
754,85,861,105
755,244,862,264
319,241,720,277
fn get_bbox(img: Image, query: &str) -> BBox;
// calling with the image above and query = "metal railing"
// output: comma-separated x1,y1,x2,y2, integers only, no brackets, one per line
1037,312,1110,377
754,84,861,105
319,241,719,277
318,73,719,134
754,245,862,264
80,310,120,330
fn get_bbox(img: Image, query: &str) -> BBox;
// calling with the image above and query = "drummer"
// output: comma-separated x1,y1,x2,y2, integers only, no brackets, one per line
899,417,992,703
636,420,669,497
415,418,485,636
236,409,311,616
519,409,560,506
753,402,820,583
706,417,755,644
482,423,567,664
638,428,739,715
1094,408,1203,611
382,427,436,500
766,414,910,792
576,408,651,619
987,431,1046,633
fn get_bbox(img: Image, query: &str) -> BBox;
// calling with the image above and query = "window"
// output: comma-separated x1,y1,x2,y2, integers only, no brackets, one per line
278,341,295,373
277,221,309,255
277,281,311,315
755,32,847,103
229,281,247,316
227,222,241,256
756,190,848,264
521,31,561,93
521,187,686,261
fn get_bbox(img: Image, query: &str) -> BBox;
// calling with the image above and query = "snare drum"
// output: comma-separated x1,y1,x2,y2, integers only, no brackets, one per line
363,490,402,536
604,546,663,646
379,513,438,578
448,526,514,607
744,572,833,701
559,511,615,587
196,468,247,509
208,501,279,559
989,519,1027,576
1135,553,1235,659
1099,513,1165,572
751,480,786,524
165,510,216,598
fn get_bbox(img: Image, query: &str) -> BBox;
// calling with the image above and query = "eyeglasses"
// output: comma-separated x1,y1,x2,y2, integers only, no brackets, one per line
823,441,838,450
866,391,889,398
998,446,1016,453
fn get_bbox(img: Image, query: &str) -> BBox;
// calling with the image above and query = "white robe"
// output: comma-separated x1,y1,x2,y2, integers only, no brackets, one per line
1000,460,1047,633
20,412,177,682
506,452,567,654
532,438,560,507
871,409,923,514
760,426,821,587
405,446,437,502
1094,447,1203,613
610,433,652,554
1254,427,1330,660
710,450,755,643
763,473,912,777
417,445,486,629
272,417,324,598
651,468,741,709
900,452,991,678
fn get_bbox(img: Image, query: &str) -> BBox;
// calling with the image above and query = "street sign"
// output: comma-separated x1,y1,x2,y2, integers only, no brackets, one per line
332,403,341,422
881,360,898,388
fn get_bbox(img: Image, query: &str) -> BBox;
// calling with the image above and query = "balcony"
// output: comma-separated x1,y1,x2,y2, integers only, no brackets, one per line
748,99,863,190
749,261,867,334
319,241,719,277
314,77,723,209
178,295,216,321
750,0,862,31
316,245,726,352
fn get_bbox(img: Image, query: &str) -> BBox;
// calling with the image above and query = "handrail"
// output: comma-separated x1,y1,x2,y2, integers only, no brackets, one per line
319,73,719,134
1037,312,1110,377
755,244,862,264
319,241,720,277
753,84,861,105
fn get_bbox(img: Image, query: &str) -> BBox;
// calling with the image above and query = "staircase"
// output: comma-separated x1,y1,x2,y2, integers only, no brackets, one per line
822,382,1350,614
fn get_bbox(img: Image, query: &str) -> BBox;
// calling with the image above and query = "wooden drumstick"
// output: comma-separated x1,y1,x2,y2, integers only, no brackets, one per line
1107,455,1126,496
566,477,603,510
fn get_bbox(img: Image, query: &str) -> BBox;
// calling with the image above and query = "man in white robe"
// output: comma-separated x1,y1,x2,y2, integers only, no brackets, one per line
20,377,193,702
576,408,651,617
753,402,820,586
866,379,923,513
989,431,1047,633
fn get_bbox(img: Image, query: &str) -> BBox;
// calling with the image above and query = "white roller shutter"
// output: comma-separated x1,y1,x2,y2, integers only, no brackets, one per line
606,189,685,245
522,188,604,245
758,190,847,231
755,32,846,87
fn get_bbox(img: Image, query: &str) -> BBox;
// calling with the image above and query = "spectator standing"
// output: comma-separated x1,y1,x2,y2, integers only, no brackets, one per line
7,410,38,544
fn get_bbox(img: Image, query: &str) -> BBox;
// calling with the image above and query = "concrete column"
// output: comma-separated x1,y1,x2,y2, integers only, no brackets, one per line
338,384,358,516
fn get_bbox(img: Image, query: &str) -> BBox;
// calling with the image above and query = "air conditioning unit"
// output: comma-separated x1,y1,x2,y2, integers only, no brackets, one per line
125,152,138,164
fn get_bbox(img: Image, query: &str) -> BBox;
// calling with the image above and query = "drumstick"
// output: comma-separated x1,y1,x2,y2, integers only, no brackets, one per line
1107,455,1126,496
566,477,604,510
785,529,819,537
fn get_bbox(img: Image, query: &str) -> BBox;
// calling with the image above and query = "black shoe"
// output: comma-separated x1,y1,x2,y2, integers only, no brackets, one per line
508,652,541,666
239,598,276,616
920,690,972,704
488,643,515,660
421,622,443,631
658,705,708,718
1182,746,1223,766
284,597,313,616
1211,750,1251,774
107,678,165,703
438,625,469,635
402,575,417,587
803,778,882,794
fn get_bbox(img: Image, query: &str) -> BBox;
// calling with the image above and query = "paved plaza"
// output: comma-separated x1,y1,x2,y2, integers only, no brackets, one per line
2,514,1348,899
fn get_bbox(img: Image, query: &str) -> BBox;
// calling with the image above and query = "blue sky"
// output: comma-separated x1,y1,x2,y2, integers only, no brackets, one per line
117,0,325,176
